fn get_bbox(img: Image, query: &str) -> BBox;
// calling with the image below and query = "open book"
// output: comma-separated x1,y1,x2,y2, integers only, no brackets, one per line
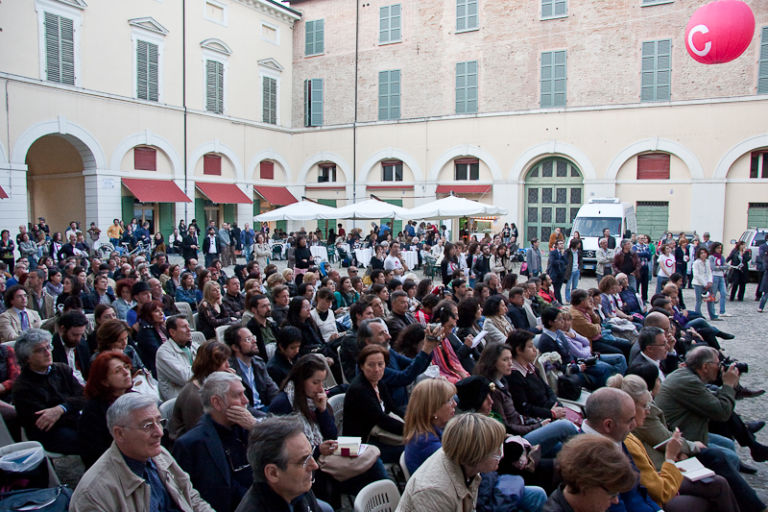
674,457,715,482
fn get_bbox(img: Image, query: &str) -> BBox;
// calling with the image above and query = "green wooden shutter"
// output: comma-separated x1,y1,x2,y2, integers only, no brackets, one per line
159,203,174,240
276,220,287,233
541,50,566,107
380,199,403,235
456,60,477,114
379,70,400,120
747,203,768,228
121,196,135,225
759,27,768,94
45,12,74,85
636,202,669,241
206,60,223,114
223,204,236,225
263,77,277,124
305,20,324,56
253,198,261,218
380,5,401,44
542,0,567,18
456,0,477,31
136,40,159,101
195,198,206,227
641,40,671,102
316,199,337,238
305,79,323,127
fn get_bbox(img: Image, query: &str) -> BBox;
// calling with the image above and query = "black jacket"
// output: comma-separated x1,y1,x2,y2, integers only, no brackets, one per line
77,397,112,468
385,312,415,344
181,234,199,261
12,363,85,439
505,368,559,420
51,333,91,381
342,374,403,439
228,356,279,409
245,317,275,361
507,304,534,331
473,255,492,282
202,235,222,255
235,482,321,512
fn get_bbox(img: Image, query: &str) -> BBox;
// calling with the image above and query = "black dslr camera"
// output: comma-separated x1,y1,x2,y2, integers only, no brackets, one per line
722,361,749,374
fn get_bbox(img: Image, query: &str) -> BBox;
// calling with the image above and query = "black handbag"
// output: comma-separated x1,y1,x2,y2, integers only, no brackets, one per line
556,374,582,401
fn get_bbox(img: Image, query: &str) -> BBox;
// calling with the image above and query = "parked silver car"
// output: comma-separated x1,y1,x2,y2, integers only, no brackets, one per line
734,228,768,274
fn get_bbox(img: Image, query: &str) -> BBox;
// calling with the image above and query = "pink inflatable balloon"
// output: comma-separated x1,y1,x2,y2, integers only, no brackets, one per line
685,0,755,64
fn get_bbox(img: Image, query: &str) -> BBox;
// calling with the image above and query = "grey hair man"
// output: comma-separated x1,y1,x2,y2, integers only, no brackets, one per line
70,393,213,512
11,328,84,454
173,372,256,512
235,415,322,511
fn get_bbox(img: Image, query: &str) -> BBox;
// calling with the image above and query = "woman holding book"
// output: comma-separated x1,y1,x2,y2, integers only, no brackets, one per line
607,373,738,512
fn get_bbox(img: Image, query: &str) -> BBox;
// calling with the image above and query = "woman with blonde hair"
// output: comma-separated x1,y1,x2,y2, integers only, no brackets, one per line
398,413,506,512
403,378,458,473
607,373,739,512
196,281,237,340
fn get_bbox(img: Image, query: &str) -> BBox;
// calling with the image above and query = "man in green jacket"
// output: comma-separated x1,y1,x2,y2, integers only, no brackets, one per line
656,346,768,462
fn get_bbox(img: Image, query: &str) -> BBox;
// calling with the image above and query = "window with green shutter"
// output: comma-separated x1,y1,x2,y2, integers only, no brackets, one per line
44,12,75,85
379,70,401,121
541,0,567,18
456,60,478,114
305,20,324,56
263,76,277,124
759,26,768,94
206,59,224,114
456,0,478,32
137,40,159,101
304,79,323,127
540,50,566,107
641,39,671,102
380,5,402,44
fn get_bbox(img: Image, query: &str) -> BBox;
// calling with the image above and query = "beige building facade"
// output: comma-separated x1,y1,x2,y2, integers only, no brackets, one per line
1,0,767,246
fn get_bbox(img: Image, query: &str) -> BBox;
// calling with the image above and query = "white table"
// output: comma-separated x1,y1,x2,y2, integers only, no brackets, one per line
310,245,328,262
403,250,418,270
355,248,373,267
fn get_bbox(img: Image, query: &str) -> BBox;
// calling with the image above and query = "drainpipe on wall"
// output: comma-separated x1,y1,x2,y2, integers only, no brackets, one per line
182,0,189,223
352,0,360,221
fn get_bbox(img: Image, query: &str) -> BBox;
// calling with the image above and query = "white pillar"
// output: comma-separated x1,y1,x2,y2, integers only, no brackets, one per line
690,180,726,242
174,178,189,226
84,171,123,241
236,183,253,228
0,165,29,230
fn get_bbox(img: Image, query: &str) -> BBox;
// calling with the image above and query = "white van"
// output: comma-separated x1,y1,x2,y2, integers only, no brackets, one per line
568,198,637,271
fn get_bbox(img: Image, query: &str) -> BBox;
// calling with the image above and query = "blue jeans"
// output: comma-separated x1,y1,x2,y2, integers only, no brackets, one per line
655,276,669,294
712,275,727,314
519,486,547,512
760,292,768,310
582,360,619,389
598,353,627,375
707,433,740,470
565,270,580,303
693,284,717,320
523,419,578,458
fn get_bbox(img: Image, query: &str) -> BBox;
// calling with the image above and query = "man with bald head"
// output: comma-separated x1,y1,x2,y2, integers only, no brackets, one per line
582,387,661,512
628,312,680,378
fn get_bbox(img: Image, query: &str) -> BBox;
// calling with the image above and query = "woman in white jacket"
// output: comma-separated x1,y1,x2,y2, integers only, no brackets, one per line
252,232,271,268
692,247,717,320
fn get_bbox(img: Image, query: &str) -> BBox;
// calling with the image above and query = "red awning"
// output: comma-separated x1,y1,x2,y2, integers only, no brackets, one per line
122,178,191,203
0,185,7,199
254,186,297,205
436,185,491,194
196,182,252,204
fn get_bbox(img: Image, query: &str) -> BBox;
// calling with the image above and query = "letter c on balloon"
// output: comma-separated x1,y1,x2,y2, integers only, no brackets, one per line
688,24,712,57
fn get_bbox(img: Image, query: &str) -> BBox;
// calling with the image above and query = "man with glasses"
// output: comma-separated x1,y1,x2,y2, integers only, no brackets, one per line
581,387,662,512
224,324,278,413
174,372,256,512
235,415,323,512
71,393,213,511
656,346,768,463
12,328,84,454
628,322,677,381
0,285,42,341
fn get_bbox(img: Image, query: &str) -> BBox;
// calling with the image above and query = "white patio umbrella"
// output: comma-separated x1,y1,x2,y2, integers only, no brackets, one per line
405,194,508,220
334,197,411,220
254,199,338,222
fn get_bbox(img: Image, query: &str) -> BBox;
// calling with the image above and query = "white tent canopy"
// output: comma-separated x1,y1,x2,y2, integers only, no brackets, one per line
254,199,338,222
333,197,411,220
405,194,507,220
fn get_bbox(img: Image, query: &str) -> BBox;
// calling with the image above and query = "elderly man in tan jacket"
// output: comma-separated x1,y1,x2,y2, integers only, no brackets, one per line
70,393,212,512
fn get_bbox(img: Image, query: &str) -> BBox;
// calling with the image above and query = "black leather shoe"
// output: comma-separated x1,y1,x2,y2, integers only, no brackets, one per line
739,462,758,474
736,387,766,400
750,443,768,463
746,420,766,434
717,331,735,340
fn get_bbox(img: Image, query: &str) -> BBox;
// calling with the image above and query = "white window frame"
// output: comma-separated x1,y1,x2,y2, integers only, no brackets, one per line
641,0,674,6
35,0,84,87
260,21,280,46
203,0,228,27
131,28,165,103
259,70,280,125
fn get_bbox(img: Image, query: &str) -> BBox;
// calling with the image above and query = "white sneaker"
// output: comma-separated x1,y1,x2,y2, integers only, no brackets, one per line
720,313,733,317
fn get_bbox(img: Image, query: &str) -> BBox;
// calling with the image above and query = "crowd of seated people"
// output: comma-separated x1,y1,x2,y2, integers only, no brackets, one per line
0,219,766,512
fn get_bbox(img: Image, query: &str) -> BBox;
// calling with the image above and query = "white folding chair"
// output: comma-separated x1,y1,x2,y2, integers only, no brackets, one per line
399,451,411,482
190,331,207,346
327,393,345,434
265,342,277,360
192,312,199,330
337,345,349,384
159,398,177,423
353,479,400,512
215,325,230,343
175,301,194,326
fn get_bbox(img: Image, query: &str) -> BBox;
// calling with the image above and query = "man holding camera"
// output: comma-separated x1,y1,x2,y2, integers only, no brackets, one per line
656,346,768,463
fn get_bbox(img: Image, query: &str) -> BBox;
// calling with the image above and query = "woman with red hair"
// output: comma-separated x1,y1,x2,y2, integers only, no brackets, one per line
77,351,134,467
